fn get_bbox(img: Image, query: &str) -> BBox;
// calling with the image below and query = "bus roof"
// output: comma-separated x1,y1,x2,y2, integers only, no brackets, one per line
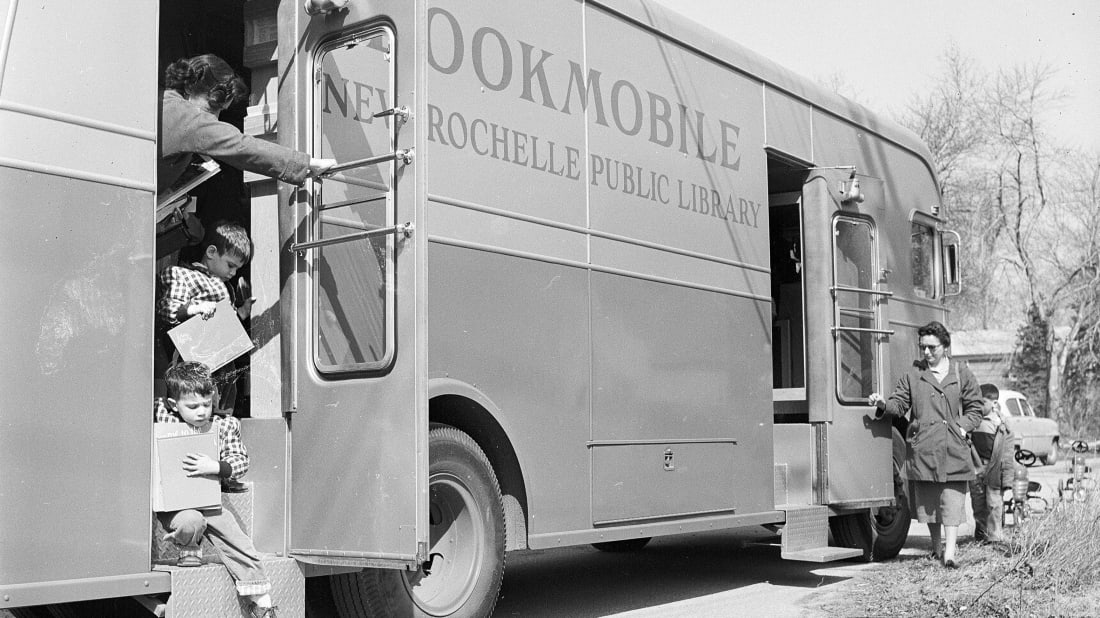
598,0,937,174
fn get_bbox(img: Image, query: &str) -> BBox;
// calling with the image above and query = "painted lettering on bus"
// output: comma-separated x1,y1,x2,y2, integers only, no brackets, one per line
427,6,742,172
427,103,583,180
427,102,760,229
322,73,389,123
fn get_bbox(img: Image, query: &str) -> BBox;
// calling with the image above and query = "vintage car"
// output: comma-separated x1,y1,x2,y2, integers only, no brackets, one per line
999,389,1061,464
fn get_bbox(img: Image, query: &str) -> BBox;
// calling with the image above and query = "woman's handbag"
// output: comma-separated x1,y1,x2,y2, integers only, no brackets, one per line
954,363,984,477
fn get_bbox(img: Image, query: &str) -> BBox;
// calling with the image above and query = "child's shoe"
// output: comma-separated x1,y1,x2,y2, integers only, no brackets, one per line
177,547,203,567
249,605,278,618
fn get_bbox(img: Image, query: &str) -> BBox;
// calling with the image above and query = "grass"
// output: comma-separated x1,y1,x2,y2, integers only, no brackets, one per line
813,488,1100,617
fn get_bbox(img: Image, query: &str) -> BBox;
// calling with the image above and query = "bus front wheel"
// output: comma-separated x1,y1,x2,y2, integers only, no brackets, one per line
331,425,506,618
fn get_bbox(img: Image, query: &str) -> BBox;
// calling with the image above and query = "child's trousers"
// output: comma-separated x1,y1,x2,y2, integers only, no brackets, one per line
968,473,1005,542
157,497,271,597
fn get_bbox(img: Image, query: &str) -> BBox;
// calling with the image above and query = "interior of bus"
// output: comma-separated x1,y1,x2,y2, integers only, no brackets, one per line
767,154,810,424
157,0,261,415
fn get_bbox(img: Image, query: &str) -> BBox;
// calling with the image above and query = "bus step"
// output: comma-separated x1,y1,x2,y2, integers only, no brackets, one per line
153,557,303,618
781,546,864,562
779,505,863,563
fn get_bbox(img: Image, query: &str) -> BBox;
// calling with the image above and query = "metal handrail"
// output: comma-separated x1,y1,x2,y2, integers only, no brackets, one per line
320,149,414,177
831,285,894,297
290,222,413,255
831,325,895,336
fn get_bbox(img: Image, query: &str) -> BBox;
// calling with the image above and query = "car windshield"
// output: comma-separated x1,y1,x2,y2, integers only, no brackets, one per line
1003,399,1022,417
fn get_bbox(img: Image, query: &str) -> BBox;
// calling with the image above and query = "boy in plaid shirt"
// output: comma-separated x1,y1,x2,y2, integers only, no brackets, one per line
156,220,254,415
155,361,277,618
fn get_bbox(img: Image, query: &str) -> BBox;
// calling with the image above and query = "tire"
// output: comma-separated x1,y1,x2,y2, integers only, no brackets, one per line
591,537,652,552
305,574,341,618
331,425,506,618
1041,441,1059,466
8,607,53,618
829,428,911,561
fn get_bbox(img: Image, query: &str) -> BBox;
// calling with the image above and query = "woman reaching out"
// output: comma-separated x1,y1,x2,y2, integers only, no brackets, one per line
868,321,983,568
158,54,335,195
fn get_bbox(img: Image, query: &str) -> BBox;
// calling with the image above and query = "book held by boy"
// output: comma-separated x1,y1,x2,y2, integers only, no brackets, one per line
152,424,221,512
167,299,254,372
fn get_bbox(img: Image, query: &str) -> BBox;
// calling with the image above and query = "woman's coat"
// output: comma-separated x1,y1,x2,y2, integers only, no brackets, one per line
877,360,985,483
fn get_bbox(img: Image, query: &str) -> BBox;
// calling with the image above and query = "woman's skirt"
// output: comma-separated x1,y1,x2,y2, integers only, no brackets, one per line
910,480,968,526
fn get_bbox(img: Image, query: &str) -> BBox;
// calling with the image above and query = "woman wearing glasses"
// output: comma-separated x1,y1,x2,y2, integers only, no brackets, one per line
868,321,983,568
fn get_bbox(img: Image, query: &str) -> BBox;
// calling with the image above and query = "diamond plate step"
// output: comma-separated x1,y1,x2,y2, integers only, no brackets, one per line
779,505,863,562
155,557,303,618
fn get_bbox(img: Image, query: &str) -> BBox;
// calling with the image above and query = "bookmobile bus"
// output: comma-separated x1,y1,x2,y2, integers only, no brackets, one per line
0,0,960,616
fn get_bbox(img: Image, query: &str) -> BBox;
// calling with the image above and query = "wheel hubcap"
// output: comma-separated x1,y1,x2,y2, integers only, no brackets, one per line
403,473,484,616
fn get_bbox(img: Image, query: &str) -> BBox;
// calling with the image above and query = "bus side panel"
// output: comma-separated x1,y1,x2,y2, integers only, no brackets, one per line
764,89,813,163
422,0,587,225
583,4,773,520
585,5,770,268
423,0,591,536
427,244,592,536
0,0,156,595
0,170,152,585
590,276,774,522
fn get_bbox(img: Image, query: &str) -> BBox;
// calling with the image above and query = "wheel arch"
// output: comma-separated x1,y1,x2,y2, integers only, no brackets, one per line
428,378,529,551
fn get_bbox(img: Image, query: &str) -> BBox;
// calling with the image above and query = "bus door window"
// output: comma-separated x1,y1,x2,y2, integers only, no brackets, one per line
310,29,397,373
832,216,885,402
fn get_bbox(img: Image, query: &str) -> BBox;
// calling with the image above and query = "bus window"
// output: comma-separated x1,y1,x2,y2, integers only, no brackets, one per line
311,28,397,374
911,222,936,299
833,216,880,402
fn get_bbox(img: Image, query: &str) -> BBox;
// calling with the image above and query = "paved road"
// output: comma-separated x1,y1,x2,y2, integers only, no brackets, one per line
494,528,877,618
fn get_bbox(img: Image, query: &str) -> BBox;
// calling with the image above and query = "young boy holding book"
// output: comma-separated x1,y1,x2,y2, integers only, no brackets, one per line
155,361,276,618
156,220,254,414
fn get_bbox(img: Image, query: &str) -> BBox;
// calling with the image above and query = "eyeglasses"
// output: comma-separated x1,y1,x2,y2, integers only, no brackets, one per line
918,344,942,351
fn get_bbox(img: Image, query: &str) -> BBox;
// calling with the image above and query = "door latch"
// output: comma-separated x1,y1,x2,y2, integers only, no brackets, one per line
373,105,411,125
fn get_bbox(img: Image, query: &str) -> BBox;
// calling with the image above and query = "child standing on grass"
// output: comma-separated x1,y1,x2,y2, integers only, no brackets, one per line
155,361,277,618
969,383,1015,544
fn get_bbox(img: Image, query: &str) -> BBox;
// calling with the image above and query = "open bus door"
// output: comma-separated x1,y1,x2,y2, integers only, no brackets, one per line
800,169,908,560
285,9,427,570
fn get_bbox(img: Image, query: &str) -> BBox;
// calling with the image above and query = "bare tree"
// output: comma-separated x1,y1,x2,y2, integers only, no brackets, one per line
897,48,1100,428
897,46,1011,330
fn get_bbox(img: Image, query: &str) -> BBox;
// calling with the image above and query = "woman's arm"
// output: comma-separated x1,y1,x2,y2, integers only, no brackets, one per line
872,372,913,420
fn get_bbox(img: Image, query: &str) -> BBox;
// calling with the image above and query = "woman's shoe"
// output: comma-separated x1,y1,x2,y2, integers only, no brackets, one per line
944,557,958,568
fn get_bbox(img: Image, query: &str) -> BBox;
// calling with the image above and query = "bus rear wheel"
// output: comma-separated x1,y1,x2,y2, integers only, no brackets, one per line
829,428,911,561
331,425,506,617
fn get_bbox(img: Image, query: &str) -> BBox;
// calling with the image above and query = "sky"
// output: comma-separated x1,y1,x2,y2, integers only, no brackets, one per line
654,0,1100,152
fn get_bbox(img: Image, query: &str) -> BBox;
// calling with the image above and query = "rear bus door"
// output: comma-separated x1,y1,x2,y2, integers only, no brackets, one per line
288,9,426,567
